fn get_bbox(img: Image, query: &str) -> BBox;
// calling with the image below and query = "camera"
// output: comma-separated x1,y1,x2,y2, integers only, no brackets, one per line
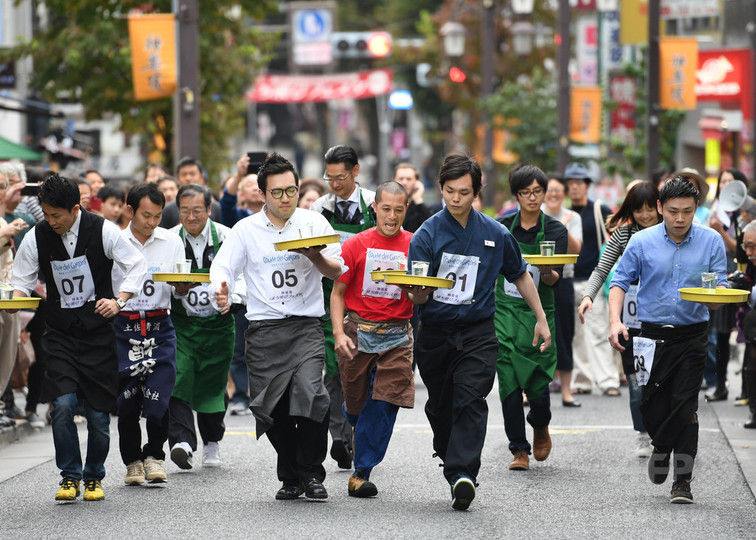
20,183,41,196
246,152,268,176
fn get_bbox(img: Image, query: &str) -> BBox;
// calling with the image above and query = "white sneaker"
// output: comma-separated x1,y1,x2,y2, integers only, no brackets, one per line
143,456,168,483
228,402,251,416
635,434,653,458
170,442,193,470
124,460,145,485
203,442,222,468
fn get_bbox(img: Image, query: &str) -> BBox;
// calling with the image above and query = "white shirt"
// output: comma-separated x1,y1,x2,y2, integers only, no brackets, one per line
336,186,362,220
210,207,344,321
112,226,185,311
543,205,583,279
170,219,231,268
12,211,147,296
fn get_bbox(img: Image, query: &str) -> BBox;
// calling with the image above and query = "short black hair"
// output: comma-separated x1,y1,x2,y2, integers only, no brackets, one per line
38,174,80,211
157,175,179,188
127,182,165,211
438,152,482,196
176,184,212,208
144,163,168,181
375,181,409,205
257,152,299,193
324,145,359,169
97,184,125,204
659,176,699,205
176,156,203,175
509,164,548,195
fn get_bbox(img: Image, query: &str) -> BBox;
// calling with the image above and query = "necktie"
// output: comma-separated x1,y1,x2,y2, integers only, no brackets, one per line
338,200,351,223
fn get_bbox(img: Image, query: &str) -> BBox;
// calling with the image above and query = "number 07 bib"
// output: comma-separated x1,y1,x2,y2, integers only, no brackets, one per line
50,255,96,309
433,252,480,305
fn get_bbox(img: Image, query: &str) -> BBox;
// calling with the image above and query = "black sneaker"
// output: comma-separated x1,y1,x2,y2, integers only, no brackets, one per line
451,476,476,511
647,448,670,484
670,480,693,504
330,439,352,470
348,471,378,498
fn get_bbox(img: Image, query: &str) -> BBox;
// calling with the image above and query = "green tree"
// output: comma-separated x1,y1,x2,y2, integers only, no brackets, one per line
1,0,278,185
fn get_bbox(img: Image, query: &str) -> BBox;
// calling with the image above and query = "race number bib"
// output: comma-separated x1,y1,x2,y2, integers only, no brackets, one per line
433,252,480,305
622,284,640,329
633,336,657,386
260,251,306,306
179,281,216,317
50,255,96,309
338,230,356,245
503,264,540,299
130,263,172,311
362,248,404,299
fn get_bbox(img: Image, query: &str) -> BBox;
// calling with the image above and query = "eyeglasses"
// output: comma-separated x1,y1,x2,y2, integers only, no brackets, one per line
179,208,208,217
323,171,353,184
269,186,299,199
742,242,756,251
517,188,545,199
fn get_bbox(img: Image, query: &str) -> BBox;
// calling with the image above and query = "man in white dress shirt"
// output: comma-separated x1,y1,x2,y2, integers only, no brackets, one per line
11,174,147,502
113,183,187,487
212,152,344,501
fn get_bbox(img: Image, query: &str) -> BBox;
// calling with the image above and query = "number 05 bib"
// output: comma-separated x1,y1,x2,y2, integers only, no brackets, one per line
50,255,96,309
433,252,480,305
261,251,306,304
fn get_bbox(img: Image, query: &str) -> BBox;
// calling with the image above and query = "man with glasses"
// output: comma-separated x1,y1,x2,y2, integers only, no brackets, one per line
211,152,344,500
496,165,567,472
167,184,239,470
310,145,377,470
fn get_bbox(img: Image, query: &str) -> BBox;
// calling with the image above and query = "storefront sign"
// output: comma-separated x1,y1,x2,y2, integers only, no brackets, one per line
247,69,393,103
696,49,751,104
659,37,697,110
570,86,602,144
609,75,636,146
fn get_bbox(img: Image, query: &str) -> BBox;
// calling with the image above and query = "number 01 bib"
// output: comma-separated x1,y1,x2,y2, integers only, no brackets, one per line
433,252,480,305
50,255,96,309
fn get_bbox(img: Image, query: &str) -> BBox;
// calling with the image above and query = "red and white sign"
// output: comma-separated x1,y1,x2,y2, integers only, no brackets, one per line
661,0,718,19
696,49,751,105
609,75,636,146
247,69,393,103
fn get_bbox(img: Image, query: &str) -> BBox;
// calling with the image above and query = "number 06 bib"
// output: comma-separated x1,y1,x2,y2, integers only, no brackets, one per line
433,252,480,305
50,255,96,309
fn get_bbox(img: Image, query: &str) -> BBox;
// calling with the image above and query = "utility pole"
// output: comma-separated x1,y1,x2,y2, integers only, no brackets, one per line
173,0,200,162
556,0,571,174
481,0,495,207
646,0,660,180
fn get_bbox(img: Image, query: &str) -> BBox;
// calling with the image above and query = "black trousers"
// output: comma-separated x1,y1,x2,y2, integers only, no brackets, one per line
266,387,329,485
168,396,227,451
118,409,169,465
639,323,707,482
25,303,47,413
553,277,575,372
415,318,498,484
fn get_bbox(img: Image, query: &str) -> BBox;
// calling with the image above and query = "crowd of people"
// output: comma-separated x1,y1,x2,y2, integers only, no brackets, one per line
0,147,752,509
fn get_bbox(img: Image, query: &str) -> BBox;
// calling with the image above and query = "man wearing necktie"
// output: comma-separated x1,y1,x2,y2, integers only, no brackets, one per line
310,145,376,470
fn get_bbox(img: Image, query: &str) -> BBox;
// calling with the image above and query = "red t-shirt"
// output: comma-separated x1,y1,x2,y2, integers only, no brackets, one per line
338,228,414,321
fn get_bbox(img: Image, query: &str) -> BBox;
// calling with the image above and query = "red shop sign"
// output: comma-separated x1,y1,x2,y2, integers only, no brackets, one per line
247,69,393,103
695,49,751,103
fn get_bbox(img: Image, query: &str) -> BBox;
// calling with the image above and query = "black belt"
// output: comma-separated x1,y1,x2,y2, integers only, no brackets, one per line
640,321,708,339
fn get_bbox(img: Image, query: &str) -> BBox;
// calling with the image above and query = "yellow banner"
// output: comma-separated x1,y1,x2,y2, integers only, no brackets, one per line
620,0,648,45
659,37,698,110
128,14,177,101
570,86,602,144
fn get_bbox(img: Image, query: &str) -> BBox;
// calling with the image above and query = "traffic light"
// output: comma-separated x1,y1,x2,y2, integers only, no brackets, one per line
449,66,466,83
332,32,392,59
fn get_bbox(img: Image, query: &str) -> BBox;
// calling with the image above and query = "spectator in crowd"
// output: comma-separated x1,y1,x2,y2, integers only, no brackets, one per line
297,179,325,210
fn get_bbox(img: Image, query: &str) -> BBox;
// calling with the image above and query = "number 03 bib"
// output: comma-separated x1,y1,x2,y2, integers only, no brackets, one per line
433,252,480,305
50,255,96,309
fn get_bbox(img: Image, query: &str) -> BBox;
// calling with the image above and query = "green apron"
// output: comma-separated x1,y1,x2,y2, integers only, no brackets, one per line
494,212,557,401
322,193,375,376
171,222,235,413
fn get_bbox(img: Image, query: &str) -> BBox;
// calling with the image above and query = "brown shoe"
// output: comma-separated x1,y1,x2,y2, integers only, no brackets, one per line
509,450,529,470
348,471,377,498
533,426,552,461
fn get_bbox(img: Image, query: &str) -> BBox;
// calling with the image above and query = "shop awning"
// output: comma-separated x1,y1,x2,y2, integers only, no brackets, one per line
0,136,42,161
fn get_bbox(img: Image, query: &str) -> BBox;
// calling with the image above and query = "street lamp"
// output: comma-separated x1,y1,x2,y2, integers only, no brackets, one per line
440,22,466,58
511,22,534,56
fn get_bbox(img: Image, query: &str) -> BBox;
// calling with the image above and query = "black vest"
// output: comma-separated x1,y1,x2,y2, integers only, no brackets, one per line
36,210,114,332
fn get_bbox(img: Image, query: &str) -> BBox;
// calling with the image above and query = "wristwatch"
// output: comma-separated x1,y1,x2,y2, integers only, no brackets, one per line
114,297,127,311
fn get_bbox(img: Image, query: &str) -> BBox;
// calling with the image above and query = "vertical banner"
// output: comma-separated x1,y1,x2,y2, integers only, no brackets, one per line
570,86,602,144
659,37,698,110
620,0,648,45
128,14,177,101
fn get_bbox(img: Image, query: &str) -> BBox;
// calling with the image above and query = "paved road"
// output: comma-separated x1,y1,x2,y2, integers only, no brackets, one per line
2,369,756,539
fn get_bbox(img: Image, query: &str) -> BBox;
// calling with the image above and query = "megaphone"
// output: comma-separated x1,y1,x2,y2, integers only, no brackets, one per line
719,180,756,213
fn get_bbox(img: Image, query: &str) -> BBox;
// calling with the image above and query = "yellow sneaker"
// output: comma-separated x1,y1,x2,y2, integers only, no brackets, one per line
55,478,80,501
83,480,105,501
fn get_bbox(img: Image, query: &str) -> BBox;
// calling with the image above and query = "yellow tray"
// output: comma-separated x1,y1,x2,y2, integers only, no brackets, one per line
152,273,211,283
522,254,579,265
0,297,41,309
274,234,340,251
370,270,408,282
383,274,453,289
678,287,750,303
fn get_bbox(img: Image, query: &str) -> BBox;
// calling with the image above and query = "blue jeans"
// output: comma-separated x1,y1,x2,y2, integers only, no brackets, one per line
51,393,111,481
627,373,646,433
703,331,717,388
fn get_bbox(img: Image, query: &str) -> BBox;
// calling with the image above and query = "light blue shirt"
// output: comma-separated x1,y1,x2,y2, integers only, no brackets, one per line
610,222,727,326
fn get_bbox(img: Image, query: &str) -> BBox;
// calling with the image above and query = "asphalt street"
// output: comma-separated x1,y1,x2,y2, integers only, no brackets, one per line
2,367,756,539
